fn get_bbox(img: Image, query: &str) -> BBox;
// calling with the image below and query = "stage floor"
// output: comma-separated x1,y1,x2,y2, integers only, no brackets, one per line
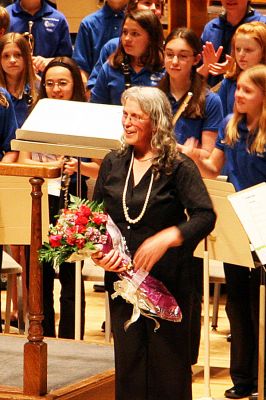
0,335,114,392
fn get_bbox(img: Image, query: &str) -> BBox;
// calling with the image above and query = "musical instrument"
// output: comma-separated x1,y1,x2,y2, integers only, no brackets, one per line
60,156,71,209
172,91,193,125
23,20,34,54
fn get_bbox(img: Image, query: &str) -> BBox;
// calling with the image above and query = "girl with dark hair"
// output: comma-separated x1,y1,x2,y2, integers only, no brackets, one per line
160,27,223,164
90,9,164,105
38,56,87,102
159,27,223,366
88,0,164,91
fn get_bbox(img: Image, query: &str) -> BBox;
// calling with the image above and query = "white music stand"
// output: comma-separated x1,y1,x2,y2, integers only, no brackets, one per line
12,98,124,340
194,179,255,400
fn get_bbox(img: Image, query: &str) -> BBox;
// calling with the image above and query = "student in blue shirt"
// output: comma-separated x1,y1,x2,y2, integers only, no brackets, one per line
160,27,223,172
186,64,266,400
0,32,38,127
90,9,164,105
217,21,266,117
73,0,128,83
159,27,223,366
6,0,72,73
0,88,18,162
0,87,18,334
199,0,266,87
88,0,165,90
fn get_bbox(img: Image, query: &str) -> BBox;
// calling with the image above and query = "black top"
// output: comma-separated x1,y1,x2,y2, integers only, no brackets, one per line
93,148,216,296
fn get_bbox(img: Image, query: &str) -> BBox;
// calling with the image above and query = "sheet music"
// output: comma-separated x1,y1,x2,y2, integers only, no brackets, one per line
228,183,266,265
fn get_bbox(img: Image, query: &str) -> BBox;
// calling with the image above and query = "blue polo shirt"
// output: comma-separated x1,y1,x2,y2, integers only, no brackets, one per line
170,90,223,144
201,7,266,87
90,62,165,105
218,78,236,118
88,37,119,89
0,88,18,160
216,115,266,191
7,0,72,58
73,3,125,75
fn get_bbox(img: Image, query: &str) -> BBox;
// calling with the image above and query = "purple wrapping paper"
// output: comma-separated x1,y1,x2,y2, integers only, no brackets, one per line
103,217,182,330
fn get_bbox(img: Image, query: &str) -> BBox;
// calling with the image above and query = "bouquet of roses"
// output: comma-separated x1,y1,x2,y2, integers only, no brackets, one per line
39,195,182,330
39,195,109,267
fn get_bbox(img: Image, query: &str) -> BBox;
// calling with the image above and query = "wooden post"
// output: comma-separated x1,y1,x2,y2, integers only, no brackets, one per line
0,164,60,397
24,177,47,396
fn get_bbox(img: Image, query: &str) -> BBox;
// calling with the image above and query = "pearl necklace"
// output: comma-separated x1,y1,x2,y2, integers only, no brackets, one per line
122,152,154,224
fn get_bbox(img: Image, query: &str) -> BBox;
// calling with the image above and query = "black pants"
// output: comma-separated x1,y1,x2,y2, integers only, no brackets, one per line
109,288,193,400
224,263,261,388
190,256,203,365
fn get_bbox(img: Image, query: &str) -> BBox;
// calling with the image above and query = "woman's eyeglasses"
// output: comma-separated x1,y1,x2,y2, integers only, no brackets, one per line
122,112,149,124
43,80,72,89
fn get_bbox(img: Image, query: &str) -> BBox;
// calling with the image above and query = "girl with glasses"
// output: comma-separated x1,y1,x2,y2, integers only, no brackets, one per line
19,57,100,340
159,27,223,366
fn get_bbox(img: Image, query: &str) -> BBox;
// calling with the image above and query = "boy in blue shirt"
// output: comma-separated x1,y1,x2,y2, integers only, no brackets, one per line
73,0,128,82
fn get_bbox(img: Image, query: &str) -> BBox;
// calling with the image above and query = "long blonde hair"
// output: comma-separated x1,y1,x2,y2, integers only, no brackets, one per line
226,22,266,80
0,32,38,108
225,64,266,153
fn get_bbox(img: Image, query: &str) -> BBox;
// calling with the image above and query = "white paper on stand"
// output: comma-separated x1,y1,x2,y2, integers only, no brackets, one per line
228,182,266,265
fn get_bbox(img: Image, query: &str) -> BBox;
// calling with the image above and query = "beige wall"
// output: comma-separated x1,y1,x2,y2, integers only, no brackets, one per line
57,0,99,33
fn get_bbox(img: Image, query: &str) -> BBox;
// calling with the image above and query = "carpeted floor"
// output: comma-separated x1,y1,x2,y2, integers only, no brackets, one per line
0,334,114,391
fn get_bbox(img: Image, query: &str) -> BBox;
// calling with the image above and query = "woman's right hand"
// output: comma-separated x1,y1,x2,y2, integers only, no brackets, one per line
91,249,126,273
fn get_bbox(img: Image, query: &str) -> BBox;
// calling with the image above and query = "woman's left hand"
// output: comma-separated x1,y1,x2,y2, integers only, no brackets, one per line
133,227,183,273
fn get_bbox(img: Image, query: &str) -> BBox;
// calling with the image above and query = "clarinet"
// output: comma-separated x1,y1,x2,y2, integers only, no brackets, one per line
60,156,71,209
172,92,193,125
121,55,132,89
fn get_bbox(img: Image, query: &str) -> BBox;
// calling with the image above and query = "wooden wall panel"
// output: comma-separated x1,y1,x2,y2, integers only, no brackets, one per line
167,0,208,37
57,0,99,33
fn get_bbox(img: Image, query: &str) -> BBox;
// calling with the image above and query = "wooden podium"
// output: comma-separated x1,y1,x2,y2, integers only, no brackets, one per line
7,99,123,397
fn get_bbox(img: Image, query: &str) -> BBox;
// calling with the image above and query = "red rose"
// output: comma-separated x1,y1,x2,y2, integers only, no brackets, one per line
75,215,88,226
49,234,62,247
92,212,108,226
79,205,91,217
66,235,77,246
76,238,85,249
76,224,86,234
